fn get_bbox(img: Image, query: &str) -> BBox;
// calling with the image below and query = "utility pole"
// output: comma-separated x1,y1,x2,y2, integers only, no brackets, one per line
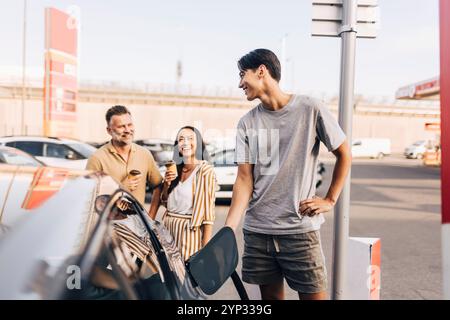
312,0,379,299
332,0,357,300
21,0,28,135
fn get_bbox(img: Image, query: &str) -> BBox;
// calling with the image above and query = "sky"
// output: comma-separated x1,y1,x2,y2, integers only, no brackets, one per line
0,0,440,97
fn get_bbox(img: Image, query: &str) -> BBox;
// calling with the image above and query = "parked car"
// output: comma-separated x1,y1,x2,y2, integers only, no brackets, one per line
404,140,428,159
206,137,236,157
351,138,391,159
210,149,325,201
0,136,97,170
82,139,173,201
135,139,175,200
89,139,174,167
87,141,108,149
0,164,89,230
135,139,174,166
211,149,236,201
0,146,44,167
0,164,248,300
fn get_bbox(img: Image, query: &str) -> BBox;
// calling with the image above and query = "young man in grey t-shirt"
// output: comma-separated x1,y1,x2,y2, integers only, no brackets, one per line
225,49,351,300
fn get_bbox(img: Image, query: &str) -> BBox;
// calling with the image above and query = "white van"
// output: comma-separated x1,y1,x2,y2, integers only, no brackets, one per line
351,138,391,159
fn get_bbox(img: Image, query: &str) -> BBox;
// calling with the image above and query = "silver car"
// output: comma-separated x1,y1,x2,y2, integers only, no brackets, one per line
211,148,325,201
404,140,427,159
0,136,97,170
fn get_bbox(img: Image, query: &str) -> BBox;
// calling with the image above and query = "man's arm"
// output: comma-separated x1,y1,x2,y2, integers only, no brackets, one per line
299,139,351,216
147,153,164,220
86,155,102,171
148,185,161,220
225,163,254,231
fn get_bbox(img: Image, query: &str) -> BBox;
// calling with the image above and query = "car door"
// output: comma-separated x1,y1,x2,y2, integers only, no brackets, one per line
213,150,238,199
78,191,204,300
43,143,86,169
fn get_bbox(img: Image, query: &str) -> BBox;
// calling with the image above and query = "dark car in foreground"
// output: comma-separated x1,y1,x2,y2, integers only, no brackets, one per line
0,164,247,300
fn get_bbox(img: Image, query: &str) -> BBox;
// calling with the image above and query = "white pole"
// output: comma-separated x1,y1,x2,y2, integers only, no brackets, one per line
331,0,357,300
443,224,450,299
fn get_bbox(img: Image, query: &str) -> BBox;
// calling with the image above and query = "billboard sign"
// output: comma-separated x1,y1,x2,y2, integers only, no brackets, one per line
43,7,78,138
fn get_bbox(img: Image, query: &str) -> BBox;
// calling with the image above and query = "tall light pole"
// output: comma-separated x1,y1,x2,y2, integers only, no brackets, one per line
312,0,379,299
21,0,28,135
332,0,357,299
175,24,185,93
281,33,288,90
281,33,297,92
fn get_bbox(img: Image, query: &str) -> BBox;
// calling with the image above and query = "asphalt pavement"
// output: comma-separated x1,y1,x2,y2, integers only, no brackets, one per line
153,154,442,300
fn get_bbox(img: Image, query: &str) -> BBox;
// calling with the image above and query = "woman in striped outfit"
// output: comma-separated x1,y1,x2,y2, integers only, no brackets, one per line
159,126,217,261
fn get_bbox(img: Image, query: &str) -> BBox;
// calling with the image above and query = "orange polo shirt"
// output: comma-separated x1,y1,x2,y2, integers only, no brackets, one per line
86,141,163,205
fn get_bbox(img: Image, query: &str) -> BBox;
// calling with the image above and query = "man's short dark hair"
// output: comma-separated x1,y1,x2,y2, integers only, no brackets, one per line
105,105,131,125
238,49,281,82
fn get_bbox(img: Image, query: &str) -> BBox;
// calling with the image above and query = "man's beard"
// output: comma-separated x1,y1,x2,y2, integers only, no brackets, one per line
112,132,133,146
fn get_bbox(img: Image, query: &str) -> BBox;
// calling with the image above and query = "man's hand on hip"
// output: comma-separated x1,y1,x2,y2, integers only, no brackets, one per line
299,196,335,217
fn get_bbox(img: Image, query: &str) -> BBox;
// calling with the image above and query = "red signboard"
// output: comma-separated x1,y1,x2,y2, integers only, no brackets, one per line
440,0,450,224
43,7,78,138
425,122,441,131
396,77,440,99
415,78,440,96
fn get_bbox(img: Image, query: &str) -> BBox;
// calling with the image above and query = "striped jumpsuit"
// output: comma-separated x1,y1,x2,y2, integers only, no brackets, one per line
162,161,217,261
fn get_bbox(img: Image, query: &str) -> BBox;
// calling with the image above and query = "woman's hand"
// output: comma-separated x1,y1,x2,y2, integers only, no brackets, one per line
201,224,213,247
164,170,177,186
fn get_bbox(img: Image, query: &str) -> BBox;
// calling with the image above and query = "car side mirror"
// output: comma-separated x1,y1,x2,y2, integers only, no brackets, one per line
94,194,111,214
185,227,247,298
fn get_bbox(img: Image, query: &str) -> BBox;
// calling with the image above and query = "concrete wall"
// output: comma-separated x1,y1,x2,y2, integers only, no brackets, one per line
0,90,440,153
352,113,438,152
75,102,249,144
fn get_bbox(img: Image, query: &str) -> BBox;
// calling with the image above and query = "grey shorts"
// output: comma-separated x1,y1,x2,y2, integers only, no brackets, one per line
242,229,328,294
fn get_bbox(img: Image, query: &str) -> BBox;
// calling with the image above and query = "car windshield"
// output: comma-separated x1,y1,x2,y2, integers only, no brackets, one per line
0,149,42,167
67,143,97,158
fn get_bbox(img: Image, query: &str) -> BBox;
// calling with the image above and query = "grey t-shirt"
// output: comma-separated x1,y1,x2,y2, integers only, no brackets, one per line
235,94,346,235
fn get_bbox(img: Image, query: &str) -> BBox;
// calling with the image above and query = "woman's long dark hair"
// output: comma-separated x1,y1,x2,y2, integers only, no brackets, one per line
167,126,210,194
